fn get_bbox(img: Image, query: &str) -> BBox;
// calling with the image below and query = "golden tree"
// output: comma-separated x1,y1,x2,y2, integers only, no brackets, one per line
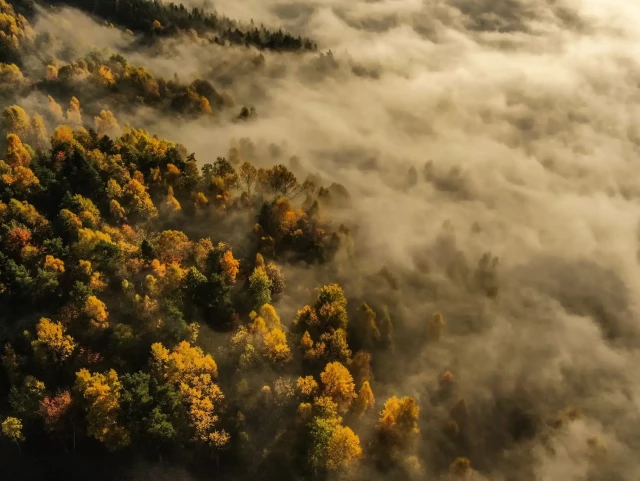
31,317,76,362
297,376,318,397
5,133,31,167
94,109,120,136
84,295,109,329
325,424,362,470
153,230,191,264
374,396,420,466
28,114,48,150
48,96,64,121
1,417,24,450
2,105,29,135
220,249,240,285
66,96,82,126
150,341,228,448
75,369,130,450
320,362,356,412
354,381,375,415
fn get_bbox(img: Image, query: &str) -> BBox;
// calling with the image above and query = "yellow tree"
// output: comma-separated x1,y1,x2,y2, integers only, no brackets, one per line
297,376,318,397
325,425,362,471
220,249,239,285
353,381,375,415
31,317,76,362
11,166,39,190
164,186,182,213
150,341,228,448
48,96,64,121
75,369,130,450
193,237,214,270
51,125,74,150
45,64,58,81
44,254,65,273
0,63,24,84
84,295,109,329
2,105,29,135
320,362,356,412
97,65,115,86
28,114,49,150
374,396,420,466
67,96,82,126
121,178,158,221
94,109,120,136
234,304,292,366
308,396,362,473
154,230,191,264
1,417,24,451
5,133,31,167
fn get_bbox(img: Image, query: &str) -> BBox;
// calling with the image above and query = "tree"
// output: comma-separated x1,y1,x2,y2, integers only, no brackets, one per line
354,381,375,415
233,305,292,365
39,391,72,433
29,114,48,150
449,457,473,480
1,417,24,450
262,327,291,364
95,110,120,136
265,164,300,198
67,96,82,126
7,165,39,190
265,261,285,298
154,230,191,264
32,318,76,362
9,376,45,418
121,178,158,222
2,105,29,135
324,425,362,470
320,362,356,412
293,283,348,334
48,96,64,121
238,162,257,196
350,351,372,387
354,302,380,350
75,369,131,450
0,63,24,84
84,295,109,328
248,266,272,310
6,133,31,167
307,395,362,473
97,65,115,86
375,396,420,465
151,342,228,448
220,249,239,285
297,376,318,397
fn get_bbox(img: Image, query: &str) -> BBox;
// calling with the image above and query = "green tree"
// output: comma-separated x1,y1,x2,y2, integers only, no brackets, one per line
248,266,272,310
9,376,45,418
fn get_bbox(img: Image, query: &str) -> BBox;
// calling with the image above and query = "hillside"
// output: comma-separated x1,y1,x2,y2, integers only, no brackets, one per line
1,1,639,481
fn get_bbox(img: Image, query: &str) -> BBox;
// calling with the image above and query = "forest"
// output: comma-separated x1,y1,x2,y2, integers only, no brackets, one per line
0,0,636,480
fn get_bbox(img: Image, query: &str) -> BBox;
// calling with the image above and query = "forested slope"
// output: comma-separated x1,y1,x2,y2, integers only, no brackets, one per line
0,1,629,480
